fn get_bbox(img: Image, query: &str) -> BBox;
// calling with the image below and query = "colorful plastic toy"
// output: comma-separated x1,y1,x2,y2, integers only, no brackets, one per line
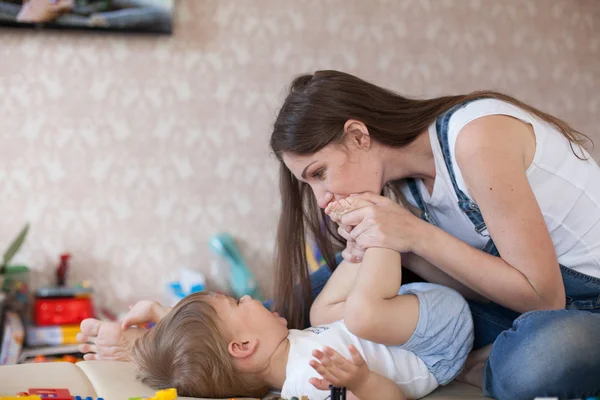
31,353,81,364
128,388,177,400
0,396,41,399
34,297,94,326
33,254,95,326
209,233,262,300
15,388,72,399
306,240,326,272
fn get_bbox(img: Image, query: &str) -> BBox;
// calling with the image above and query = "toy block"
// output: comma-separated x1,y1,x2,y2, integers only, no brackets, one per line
155,389,177,400
73,397,104,400
0,397,42,400
27,388,72,400
128,388,177,400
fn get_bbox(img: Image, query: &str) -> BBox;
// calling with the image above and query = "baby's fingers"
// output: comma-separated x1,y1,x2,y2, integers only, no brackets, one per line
309,377,330,391
349,344,366,366
323,346,352,372
309,360,338,384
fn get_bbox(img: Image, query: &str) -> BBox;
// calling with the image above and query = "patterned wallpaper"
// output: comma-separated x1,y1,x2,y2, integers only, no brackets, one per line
1,0,598,313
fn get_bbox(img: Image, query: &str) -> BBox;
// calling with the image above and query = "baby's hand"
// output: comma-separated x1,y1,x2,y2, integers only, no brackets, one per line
121,300,165,329
308,345,370,392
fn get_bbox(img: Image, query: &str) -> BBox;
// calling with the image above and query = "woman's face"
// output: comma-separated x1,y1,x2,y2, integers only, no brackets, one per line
283,134,384,209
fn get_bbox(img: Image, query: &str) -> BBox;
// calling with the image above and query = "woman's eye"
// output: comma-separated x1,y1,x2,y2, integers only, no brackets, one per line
312,169,325,180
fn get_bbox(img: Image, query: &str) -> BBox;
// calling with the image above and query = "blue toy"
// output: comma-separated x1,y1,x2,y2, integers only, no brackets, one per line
209,233,262,300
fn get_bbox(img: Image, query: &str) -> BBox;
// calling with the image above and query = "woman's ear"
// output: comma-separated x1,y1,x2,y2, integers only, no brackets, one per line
228,339,259,359
343,119,371,150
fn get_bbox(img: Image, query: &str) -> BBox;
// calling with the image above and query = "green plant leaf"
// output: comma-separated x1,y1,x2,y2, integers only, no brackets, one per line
1,223,30,274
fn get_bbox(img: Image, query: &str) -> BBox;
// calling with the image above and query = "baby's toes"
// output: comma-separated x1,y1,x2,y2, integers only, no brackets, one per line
328,202,343,223
340,197,371,215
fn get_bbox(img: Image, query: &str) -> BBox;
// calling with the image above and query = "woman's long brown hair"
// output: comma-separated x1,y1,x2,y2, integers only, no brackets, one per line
270,70,591,329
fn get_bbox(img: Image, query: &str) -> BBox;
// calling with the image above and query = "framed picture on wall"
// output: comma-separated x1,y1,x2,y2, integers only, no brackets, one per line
0,0,174,34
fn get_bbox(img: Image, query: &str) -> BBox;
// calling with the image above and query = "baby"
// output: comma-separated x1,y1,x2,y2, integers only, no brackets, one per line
132,198,474,399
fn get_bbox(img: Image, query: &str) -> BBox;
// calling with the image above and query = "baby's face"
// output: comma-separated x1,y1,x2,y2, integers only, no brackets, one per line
211,294,288,339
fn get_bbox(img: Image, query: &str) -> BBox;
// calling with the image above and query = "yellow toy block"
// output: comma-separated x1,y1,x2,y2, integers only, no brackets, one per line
128,388,177,400
0,397,42,400
154,388,177,400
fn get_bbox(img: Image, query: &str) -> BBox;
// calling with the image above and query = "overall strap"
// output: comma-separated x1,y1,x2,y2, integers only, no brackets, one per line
406,179,434,224
434,100,487,234
405,99,499,257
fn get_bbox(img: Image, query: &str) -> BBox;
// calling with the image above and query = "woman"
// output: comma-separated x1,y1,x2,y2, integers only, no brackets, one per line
78,70,600,399
269,70,600,399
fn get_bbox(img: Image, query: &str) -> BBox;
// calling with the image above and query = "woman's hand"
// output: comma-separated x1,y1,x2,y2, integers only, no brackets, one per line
340,192,428,254
327,198,374,263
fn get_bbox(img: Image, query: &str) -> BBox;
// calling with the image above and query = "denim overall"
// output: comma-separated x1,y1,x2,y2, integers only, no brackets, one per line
295,101,600,399
402,102,600,399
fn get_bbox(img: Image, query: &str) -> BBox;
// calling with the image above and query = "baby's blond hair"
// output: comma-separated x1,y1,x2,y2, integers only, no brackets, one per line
132,292,269,398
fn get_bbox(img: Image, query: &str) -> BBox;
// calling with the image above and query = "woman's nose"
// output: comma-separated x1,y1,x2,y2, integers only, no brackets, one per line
317,192,334,209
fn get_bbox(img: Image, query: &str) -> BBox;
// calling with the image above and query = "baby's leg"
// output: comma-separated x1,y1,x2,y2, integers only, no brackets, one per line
310,260,361,325
328,198,404,298
327,198,400,294
329,198,475,386
327,199,420,345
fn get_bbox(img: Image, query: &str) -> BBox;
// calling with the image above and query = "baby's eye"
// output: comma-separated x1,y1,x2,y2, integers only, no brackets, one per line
237,298,240,305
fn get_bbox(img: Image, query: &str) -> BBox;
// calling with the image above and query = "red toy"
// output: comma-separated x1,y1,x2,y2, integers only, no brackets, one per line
56,253,71,287
34,297,94,326
33,253,95,326
21,388,72,399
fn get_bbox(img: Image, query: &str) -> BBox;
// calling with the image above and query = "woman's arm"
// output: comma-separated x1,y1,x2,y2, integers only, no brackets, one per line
346,116,565,313
414,115,564,312
337,204,488,302
399,198,490,302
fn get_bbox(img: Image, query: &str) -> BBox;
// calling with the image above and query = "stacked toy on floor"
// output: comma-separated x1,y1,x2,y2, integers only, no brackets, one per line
0,388,177,400
24,254,95,363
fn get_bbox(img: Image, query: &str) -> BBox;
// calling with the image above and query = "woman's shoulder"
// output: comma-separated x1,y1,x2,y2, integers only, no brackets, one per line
444,98,536,167
448,98,534,134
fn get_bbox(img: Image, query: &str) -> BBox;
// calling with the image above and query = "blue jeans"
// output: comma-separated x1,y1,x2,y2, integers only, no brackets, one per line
285,263,600,400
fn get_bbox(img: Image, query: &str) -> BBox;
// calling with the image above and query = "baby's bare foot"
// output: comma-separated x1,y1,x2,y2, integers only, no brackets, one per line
76,318,148,362
325,201,343,224
327,197,373,224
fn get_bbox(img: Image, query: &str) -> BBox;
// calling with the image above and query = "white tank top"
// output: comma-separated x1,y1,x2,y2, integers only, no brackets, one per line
402,98,600,278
